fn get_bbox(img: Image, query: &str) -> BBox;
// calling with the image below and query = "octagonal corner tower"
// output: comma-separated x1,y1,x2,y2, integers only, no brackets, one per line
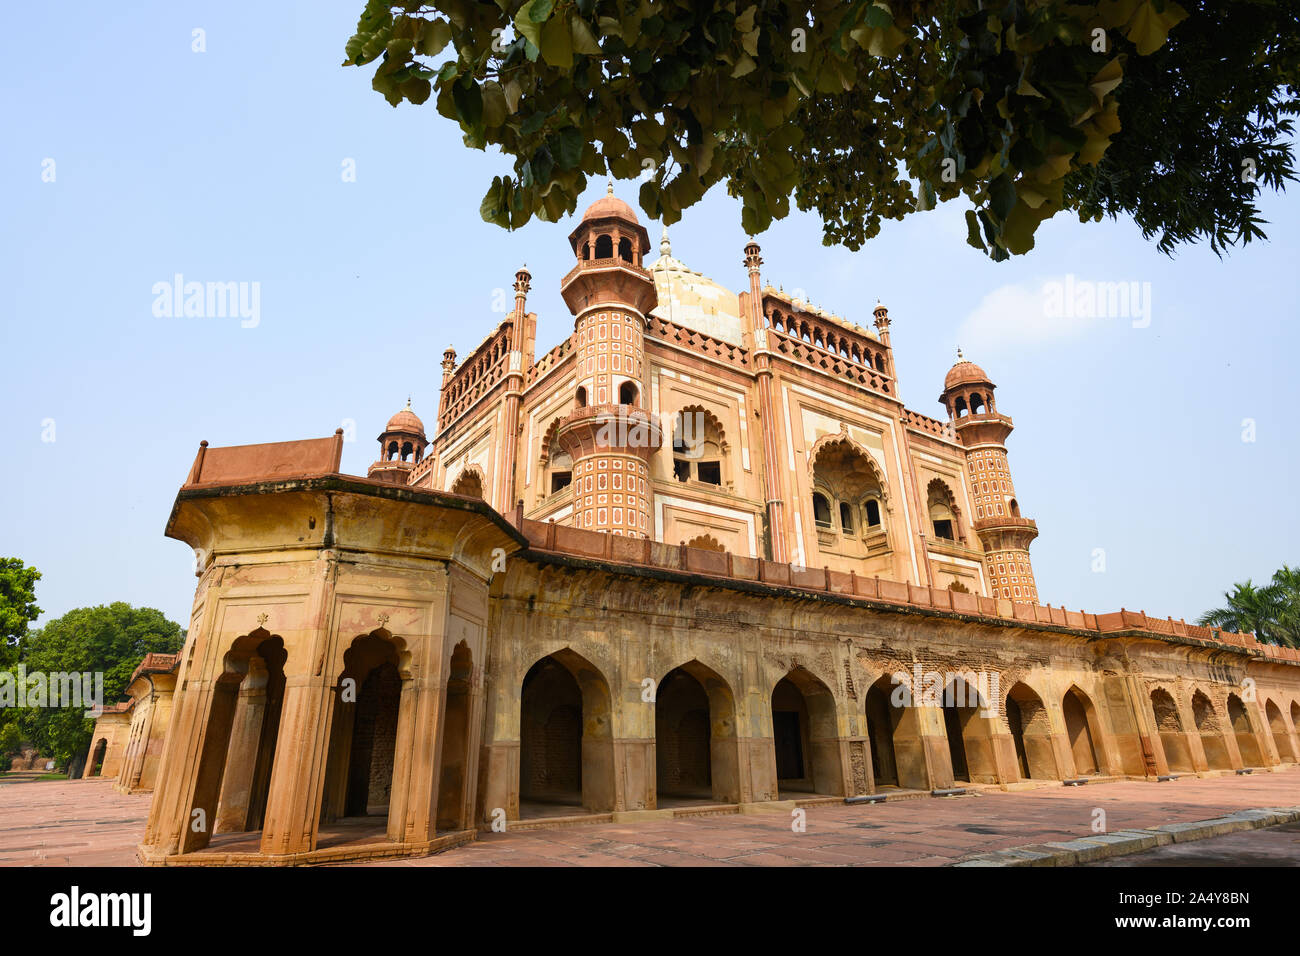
940,353,1040,603
553,186,661,537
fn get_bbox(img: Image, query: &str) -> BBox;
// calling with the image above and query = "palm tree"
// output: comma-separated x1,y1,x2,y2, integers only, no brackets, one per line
1198,566,1300,649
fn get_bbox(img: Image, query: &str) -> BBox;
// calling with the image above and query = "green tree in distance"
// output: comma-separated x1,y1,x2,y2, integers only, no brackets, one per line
7,603,185,767
1198,565,1300,649
345,0,1297,260
0,558,41,668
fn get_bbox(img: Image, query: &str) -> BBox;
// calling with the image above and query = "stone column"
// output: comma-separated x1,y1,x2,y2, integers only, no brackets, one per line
214,659,268,833
256,556,339,857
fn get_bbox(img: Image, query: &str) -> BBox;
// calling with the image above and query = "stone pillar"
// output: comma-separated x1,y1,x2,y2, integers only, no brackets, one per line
256,555,340,857
214,659,268,833
256,670,334,856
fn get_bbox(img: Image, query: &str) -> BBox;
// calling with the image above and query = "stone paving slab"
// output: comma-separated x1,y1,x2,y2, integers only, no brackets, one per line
2,768,1298,867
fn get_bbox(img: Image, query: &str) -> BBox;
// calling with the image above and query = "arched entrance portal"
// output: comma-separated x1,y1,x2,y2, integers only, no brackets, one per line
1150,688,1193,772
1063,686,1103,776
655,662,739,805
181,629,287,853
864,675,927,790
89,739,107,777
1265,700,1296,763
1192,691,1232,770
940,676,999,784
771,668,843,797
321,631,406,840
1005,683,1055,780
436,642,474,831
518,650,615,815
1227,694,1264,767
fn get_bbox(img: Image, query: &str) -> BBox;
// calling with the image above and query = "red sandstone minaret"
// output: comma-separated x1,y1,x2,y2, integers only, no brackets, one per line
495,264,531,513
552,185,661,537
939,352,1040,603
742,238,789,562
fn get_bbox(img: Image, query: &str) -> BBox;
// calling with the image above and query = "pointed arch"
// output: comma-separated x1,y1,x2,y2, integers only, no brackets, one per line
671,404,728,486
1192,689,1232,770
519,647,615,814
1062,685,1105,776
1006,682,1057,780
1150,686,1193,772
771,666,843,797
1227,693,1264,766
655,659,740,804
926,478,961,540
449,464,486,499
808,433,890,548
1263,698,1297,763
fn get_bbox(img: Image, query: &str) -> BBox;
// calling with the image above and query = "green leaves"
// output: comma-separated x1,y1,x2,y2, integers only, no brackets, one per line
342,0,1278,261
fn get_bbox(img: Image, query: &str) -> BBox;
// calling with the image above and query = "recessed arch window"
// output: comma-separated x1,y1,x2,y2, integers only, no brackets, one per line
927,479,960,541
575,386,587,408
617,237,633,263
812,492,832,528
594,234,613,258
865,498,882,527
809,436,889,553
671,405,727,487
618,380,639,406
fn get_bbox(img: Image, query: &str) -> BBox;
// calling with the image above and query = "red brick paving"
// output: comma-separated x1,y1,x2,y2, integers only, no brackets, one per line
2,769,1297,867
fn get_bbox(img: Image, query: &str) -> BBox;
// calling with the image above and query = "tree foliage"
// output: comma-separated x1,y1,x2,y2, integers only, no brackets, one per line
345,0,1297,259
1197,565,1300,649
0,558,41,668
2,603,185,767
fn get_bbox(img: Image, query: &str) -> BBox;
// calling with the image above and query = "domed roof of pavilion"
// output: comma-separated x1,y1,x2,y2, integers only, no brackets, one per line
944,351,992,391
385,399,425,436
581,182,640,224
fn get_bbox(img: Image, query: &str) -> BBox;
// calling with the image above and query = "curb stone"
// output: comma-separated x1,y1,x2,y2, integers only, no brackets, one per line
949,805,1300,867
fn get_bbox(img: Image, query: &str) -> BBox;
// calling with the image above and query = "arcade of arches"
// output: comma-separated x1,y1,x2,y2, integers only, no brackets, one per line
136,480,1300,865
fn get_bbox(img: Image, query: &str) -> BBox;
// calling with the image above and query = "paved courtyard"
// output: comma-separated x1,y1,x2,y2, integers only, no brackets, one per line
2,769,1297,867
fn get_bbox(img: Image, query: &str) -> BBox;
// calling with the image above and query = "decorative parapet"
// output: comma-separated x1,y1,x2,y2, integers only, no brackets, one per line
646,314,751,369
438,323,514,431
505,510,1300,664
561,257,653,286
526,337,574,386
901,409,957,442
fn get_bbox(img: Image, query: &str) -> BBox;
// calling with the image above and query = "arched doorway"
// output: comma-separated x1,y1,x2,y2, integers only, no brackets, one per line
1192,690,1232,770
320,631,406,842
1292,701,1300,758
1150,688,1193,772
182,629,287,853
436,642,474,831
940,676,999,783
89,739,107,777
1265,700,1297,763
771,668,843,797
1227,694,1264,767
1062,686,1103,776
518,649,615,815
655,661,739,805
864,674,927,790
1006,683,1055,780
864,676,898,786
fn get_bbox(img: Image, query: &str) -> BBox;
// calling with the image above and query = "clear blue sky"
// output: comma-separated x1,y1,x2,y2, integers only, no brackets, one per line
3,1,1297,629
